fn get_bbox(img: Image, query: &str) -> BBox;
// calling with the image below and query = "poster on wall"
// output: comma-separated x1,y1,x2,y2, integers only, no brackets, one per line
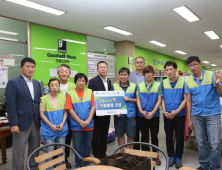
0,67,8,88
87,52,115,79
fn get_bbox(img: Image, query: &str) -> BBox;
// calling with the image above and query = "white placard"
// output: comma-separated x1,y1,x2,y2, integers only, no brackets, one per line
87,52,115,78
0,62,4,66
50,69,57,77
0,67,8,88
129,64,133,72
70,71,77,78
4,59,15,66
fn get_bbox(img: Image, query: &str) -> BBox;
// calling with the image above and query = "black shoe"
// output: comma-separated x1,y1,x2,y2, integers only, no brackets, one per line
65,158,72,169
197,167,206,170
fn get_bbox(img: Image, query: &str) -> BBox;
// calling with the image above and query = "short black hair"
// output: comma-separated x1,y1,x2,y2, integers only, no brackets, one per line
57,64,71,73
119,67,130,75
186,56,201,65
97,61,108,68
74,73,88,84
164,61,177,69
48,78,60,87
21,57,36,67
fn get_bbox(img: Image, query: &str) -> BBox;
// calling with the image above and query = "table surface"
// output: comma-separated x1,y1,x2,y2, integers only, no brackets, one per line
75,165,123,170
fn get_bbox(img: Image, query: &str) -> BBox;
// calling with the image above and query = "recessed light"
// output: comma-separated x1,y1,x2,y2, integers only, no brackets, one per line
173,6,200,22
211,64,217,66
202,61,209,63
204,31,220,40
6,0,66,16
175,50,187,55
0,30,18,35
9,54,23,56
63,39,86,44
103,26,133,35
33,47,57,51
149,40,167,47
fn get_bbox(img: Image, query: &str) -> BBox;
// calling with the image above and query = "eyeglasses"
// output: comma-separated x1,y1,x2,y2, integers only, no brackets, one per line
188,63,198,68
135,61,144,64
98,67,108,70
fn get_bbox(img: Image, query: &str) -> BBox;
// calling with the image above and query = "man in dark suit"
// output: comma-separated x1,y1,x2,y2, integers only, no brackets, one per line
6,57,42,170
88,61,111,159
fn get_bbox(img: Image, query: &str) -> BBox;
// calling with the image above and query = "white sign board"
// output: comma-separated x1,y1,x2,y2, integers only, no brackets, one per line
0,67,8,88
50,69,57,77
87,52,115,79
4,59,15,66
70,71,77,78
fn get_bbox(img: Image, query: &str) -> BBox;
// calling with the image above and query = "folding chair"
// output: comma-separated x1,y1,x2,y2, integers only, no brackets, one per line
26,143,100,170
112,142,169,170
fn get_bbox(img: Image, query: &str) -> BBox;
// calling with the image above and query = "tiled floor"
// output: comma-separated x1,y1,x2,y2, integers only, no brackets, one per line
1,112,221,170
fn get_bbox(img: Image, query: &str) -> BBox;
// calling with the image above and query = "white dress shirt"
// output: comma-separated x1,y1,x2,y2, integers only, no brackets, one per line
99,75,108,91
22,74,34,100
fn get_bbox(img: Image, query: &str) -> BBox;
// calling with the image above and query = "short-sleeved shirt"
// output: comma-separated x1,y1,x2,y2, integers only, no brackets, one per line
111,81,137,97
136,72,145,85
184,70,220,116
160,78,185,95
65,89,95,131
136,81,163,97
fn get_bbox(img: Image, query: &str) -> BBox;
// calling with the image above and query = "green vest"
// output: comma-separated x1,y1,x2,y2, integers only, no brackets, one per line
58,82,76,95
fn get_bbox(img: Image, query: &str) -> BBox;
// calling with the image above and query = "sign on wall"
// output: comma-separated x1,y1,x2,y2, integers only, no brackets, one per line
0,67,8,88
87,52,115,79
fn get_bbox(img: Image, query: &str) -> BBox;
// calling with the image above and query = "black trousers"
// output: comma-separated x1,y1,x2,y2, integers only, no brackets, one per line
164,116,185,159
65,121,72,158
92,116,110,159
138,116,159,152
133,111,141,150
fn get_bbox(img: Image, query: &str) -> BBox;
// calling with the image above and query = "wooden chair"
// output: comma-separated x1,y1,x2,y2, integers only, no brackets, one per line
26,143,101,170
179,167,198,170
112,142,169,170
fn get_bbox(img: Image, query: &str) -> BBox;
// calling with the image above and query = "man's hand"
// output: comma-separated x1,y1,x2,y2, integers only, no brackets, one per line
11,126,20,133
50,125,59,132
214,71,222,85
146,112,154,120
189,119,194,130
123,96,130,101
116,113,122,117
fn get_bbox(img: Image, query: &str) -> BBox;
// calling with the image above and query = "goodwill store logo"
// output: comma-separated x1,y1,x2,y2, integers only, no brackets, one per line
47,39,76,60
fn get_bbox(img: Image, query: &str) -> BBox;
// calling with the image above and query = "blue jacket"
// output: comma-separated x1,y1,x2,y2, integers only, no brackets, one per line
6,75,42,130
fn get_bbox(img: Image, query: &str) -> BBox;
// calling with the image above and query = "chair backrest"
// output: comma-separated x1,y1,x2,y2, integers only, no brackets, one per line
112,142,169,170
34,147,65,170
125,148,158,168
26,143,83,170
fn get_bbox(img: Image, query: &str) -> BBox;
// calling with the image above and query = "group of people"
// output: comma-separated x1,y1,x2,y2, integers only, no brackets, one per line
5,56,222,170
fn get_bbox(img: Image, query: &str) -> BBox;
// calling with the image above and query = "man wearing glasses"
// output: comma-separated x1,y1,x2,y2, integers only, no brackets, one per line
88,61,111,159
128,57,145,149
185,56,222,170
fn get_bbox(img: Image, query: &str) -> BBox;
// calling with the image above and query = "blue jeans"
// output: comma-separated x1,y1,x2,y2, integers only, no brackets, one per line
44,137,66,170
72,130,93,168
192,114,221,170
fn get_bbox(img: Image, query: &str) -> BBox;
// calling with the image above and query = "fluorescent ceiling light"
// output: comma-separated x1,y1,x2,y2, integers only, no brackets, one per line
103,49,106,50
69,63,81,65
211,64,217,66
0,30,18,35
103,26,133,35
6,0,66,16
39,60,54,63
149,40,167,47
204,31,220,40
173,6,200,22
0,37,19,42
33,47,57,51
9,54,23,56
63,39,86,44
220,45,222,48
175,50,187,55
80,53,86,55
202,61,209,63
